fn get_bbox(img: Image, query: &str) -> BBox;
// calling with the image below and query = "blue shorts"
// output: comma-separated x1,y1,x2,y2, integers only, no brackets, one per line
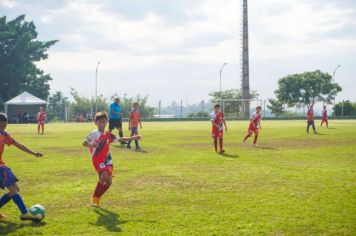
131,127,138,134
0,166,19,189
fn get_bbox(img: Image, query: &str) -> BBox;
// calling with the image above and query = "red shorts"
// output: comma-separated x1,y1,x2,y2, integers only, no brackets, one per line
248,124,259,134
322,117,328,122
307,120,314,125
93,162,113,176
212,130,223,138
38,120,45,125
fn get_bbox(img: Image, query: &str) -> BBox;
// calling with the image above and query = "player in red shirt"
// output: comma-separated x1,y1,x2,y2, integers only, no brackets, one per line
37,107,46,135
243,106,262,146
320,105,328,128
83,112,141,207
306,105,317,134
210,104,227,154
127,102,143,150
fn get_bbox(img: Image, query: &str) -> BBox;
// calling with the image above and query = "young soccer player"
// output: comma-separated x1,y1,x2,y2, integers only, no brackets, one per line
243,106,262,146
37,107,46,135
210,104,227,154
83,112,141,207
127,102,142,150
320,105,328,128
307,105,317,134
0,113,44,221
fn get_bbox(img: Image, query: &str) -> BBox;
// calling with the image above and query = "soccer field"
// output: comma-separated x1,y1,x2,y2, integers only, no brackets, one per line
0,120,355,235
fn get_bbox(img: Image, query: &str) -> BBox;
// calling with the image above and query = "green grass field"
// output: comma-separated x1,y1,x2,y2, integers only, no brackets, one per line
0,120,355,235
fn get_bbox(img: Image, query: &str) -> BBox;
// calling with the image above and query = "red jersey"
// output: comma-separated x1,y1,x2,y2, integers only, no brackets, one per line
210,111,224,133
85,130,114,169
37,111,46,122
0,131,14,167
250,112,261,128
129,109,140,128
322,109,327,118
307,109,314,121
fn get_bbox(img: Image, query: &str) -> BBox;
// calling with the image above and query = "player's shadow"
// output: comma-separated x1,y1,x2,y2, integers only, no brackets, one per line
92,208,127,232
221,153,239,158
253,146,278,150
0,220,46,235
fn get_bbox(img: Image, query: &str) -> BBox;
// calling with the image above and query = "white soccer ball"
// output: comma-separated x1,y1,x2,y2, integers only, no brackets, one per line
29,204,46,221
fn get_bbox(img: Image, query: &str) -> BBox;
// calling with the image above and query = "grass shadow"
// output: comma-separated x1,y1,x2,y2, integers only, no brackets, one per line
91,207,127,232
221,153,239,158
0,220,46,235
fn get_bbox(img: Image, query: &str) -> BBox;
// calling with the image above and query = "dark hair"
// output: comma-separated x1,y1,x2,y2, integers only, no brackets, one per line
256,106,262,109
95,112,108,122
0,113,8,122
214,104,220,108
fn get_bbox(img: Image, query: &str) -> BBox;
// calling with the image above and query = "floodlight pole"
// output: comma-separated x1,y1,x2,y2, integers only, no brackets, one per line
332,65,341,117
95,61,101,114
219,63,228,94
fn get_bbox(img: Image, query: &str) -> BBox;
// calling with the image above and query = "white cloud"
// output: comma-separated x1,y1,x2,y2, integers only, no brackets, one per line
0,0,16,8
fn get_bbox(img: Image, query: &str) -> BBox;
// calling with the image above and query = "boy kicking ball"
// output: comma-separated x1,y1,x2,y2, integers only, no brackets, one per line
83,112,141,207
243,106,262,146
210,104,227,154
0,113,44,222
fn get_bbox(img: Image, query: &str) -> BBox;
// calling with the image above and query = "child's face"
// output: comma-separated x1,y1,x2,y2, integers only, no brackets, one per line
214,107,220,113
0,121,7,131
95,118,107,131
134,104,139,109
256,107,261,113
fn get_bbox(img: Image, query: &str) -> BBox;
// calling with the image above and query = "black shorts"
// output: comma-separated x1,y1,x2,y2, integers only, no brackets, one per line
109,118,122,130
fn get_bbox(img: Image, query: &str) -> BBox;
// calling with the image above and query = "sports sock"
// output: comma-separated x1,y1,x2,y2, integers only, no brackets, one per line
93,182,106,198
135,140,139,147
219,138,223,151
119,131,123,138
254,135,258,144
0,193,11,208
101,184,111,196
214,139,218,151
127,140,131,146
12,193,28,214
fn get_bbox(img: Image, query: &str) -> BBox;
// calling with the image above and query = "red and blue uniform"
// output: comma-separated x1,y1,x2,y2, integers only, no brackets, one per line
129,108,140,134
210,112,224,138
0,131,19,189
85,130,114,176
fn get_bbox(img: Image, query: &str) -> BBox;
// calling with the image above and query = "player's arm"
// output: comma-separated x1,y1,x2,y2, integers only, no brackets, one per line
210,120,219,128
223,119,227,131
139,118,142,129
115,135,142,142
12,139,43,157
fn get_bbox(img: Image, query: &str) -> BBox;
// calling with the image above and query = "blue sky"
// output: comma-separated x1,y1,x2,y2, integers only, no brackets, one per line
1,0,356,106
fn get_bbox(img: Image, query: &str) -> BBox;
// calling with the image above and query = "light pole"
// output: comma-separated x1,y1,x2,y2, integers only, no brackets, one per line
95,61,101,114
219,63,228,94
332,65,341,117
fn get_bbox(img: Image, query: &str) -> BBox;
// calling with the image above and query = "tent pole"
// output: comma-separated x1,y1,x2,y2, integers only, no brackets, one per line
5,104,8,116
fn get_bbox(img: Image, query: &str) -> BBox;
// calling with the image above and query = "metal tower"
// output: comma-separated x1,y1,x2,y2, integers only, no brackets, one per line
242,0,250,118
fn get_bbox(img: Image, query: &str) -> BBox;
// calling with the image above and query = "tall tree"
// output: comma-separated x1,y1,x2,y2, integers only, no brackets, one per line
0,14,58,105
274,70,341,109
267,98,285,117
47,91,69,121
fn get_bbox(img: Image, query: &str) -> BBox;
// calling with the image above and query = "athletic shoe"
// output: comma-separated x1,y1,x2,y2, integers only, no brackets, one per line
20,212,41,222
127,145,132,149
91,197,100,207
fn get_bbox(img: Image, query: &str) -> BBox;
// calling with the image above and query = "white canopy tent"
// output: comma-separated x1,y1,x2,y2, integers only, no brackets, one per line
5,92,47,122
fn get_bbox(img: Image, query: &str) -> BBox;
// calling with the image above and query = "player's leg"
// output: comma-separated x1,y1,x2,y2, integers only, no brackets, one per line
91,171,109,207
0,168,12,210
312,122,317,134
253,130,259,146
320,120,324,127
101,173,112,196
133,128,140,149
326,119,328,128
41,123,45,134
307,122,310,133
37,123,40,134
7,184,38,221
127,129,134,149
243,130,252,143
219,137,224,154
213,136,218,152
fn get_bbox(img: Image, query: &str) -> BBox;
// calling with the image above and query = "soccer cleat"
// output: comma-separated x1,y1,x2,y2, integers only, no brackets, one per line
0,212,7,220
20,211,41,222
127,145,132,149
91,197,100,207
